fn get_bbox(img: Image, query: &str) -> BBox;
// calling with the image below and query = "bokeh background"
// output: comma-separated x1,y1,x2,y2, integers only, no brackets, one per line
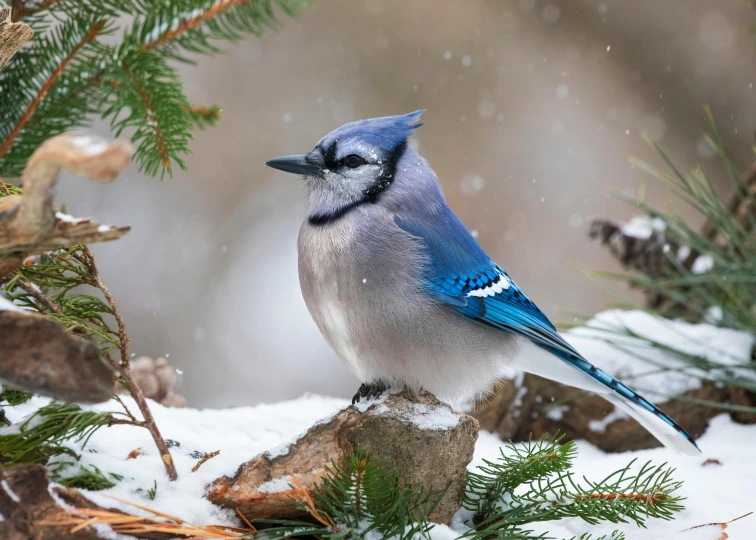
56,0,756,407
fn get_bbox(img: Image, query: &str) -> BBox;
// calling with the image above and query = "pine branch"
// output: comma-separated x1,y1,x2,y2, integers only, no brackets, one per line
0,17,106,164
142,0,249,51
54,464,123,490
185,104,222,129
258,439,683,540
0,401,125,464
460,437,683,540
101,50,193,178
3,245,179,480
1,0,306,178
136,0,305,62
464,433,576,522
260,447,437,540
0,386,34,406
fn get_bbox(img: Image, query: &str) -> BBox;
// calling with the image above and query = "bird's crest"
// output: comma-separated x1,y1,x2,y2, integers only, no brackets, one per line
317,110,425,153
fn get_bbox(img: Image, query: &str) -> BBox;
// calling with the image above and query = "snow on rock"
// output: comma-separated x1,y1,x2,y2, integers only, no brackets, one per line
208,391,477,525
564,309,755,402
390,402,461,430
588,408,628,433
256,475,293,494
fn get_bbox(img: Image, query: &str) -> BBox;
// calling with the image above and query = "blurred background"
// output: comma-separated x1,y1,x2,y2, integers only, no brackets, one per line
56,0,756,408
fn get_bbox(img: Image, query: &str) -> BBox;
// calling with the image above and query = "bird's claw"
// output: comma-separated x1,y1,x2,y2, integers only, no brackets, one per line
352,381,387,405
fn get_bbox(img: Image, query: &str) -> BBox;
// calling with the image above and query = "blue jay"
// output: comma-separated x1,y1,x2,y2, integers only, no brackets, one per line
266,111,699,456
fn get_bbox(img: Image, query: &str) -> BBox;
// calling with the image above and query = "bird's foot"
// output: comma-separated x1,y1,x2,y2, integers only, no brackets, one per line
352,381,388,405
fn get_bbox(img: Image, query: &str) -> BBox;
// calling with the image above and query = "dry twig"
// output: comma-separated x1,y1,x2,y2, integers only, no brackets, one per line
76,246,179,481
192,450,221,473
0,133,131,276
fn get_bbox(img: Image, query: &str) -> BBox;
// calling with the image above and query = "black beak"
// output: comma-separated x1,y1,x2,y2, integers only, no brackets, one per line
265,154,323,177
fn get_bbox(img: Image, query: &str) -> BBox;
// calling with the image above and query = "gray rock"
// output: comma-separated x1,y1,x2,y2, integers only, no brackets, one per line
207,391,479,525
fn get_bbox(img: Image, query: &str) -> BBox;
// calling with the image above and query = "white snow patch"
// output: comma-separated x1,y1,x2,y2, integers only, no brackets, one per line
1,479,20,503
0,294,23,312
55,211,87,224
72,135,108,156
257,475,293,494
563,310,755,402
408,403,460,430
703,306,723,324
3,393,346,528
620,215,666,240
691,255,714,274
588,408,629,433
377,402,461,431
544,404,568,421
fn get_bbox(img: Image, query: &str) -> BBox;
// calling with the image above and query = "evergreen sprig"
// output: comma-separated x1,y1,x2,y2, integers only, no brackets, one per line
0,0,307,179
0,401,118,464
54,464,124,490
0,386,34,407
464,433,577,521
259,447,439,540
257,438,682,540
3,246,122,358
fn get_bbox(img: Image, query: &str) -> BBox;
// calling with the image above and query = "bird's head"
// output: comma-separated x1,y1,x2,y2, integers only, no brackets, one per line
266,110,424,223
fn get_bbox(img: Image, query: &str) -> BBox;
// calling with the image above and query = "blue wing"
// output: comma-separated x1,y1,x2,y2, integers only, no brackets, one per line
395,213,700,453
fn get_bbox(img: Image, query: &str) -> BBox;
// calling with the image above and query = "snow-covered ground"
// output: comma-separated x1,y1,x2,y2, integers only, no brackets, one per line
2,309,754,538
5,393,755,539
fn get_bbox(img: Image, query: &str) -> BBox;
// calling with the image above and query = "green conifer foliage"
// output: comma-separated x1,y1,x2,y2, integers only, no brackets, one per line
260,438,683,540
0,0,307,179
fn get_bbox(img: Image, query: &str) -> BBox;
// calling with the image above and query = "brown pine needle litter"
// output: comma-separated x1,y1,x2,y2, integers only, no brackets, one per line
37,494,255,539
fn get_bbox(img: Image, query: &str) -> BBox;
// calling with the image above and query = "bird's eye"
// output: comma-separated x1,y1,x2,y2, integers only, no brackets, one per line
344,154,365,168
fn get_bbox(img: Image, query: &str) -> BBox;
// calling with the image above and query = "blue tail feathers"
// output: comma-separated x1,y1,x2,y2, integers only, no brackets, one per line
548,346,700,452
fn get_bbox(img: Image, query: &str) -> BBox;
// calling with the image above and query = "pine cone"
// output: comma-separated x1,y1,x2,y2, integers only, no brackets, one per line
122,356,186,407
588,215,716,314
588,216,683,279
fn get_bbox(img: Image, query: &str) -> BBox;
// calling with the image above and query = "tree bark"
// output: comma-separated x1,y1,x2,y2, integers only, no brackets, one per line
0,309,115,403
0,6,32,71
